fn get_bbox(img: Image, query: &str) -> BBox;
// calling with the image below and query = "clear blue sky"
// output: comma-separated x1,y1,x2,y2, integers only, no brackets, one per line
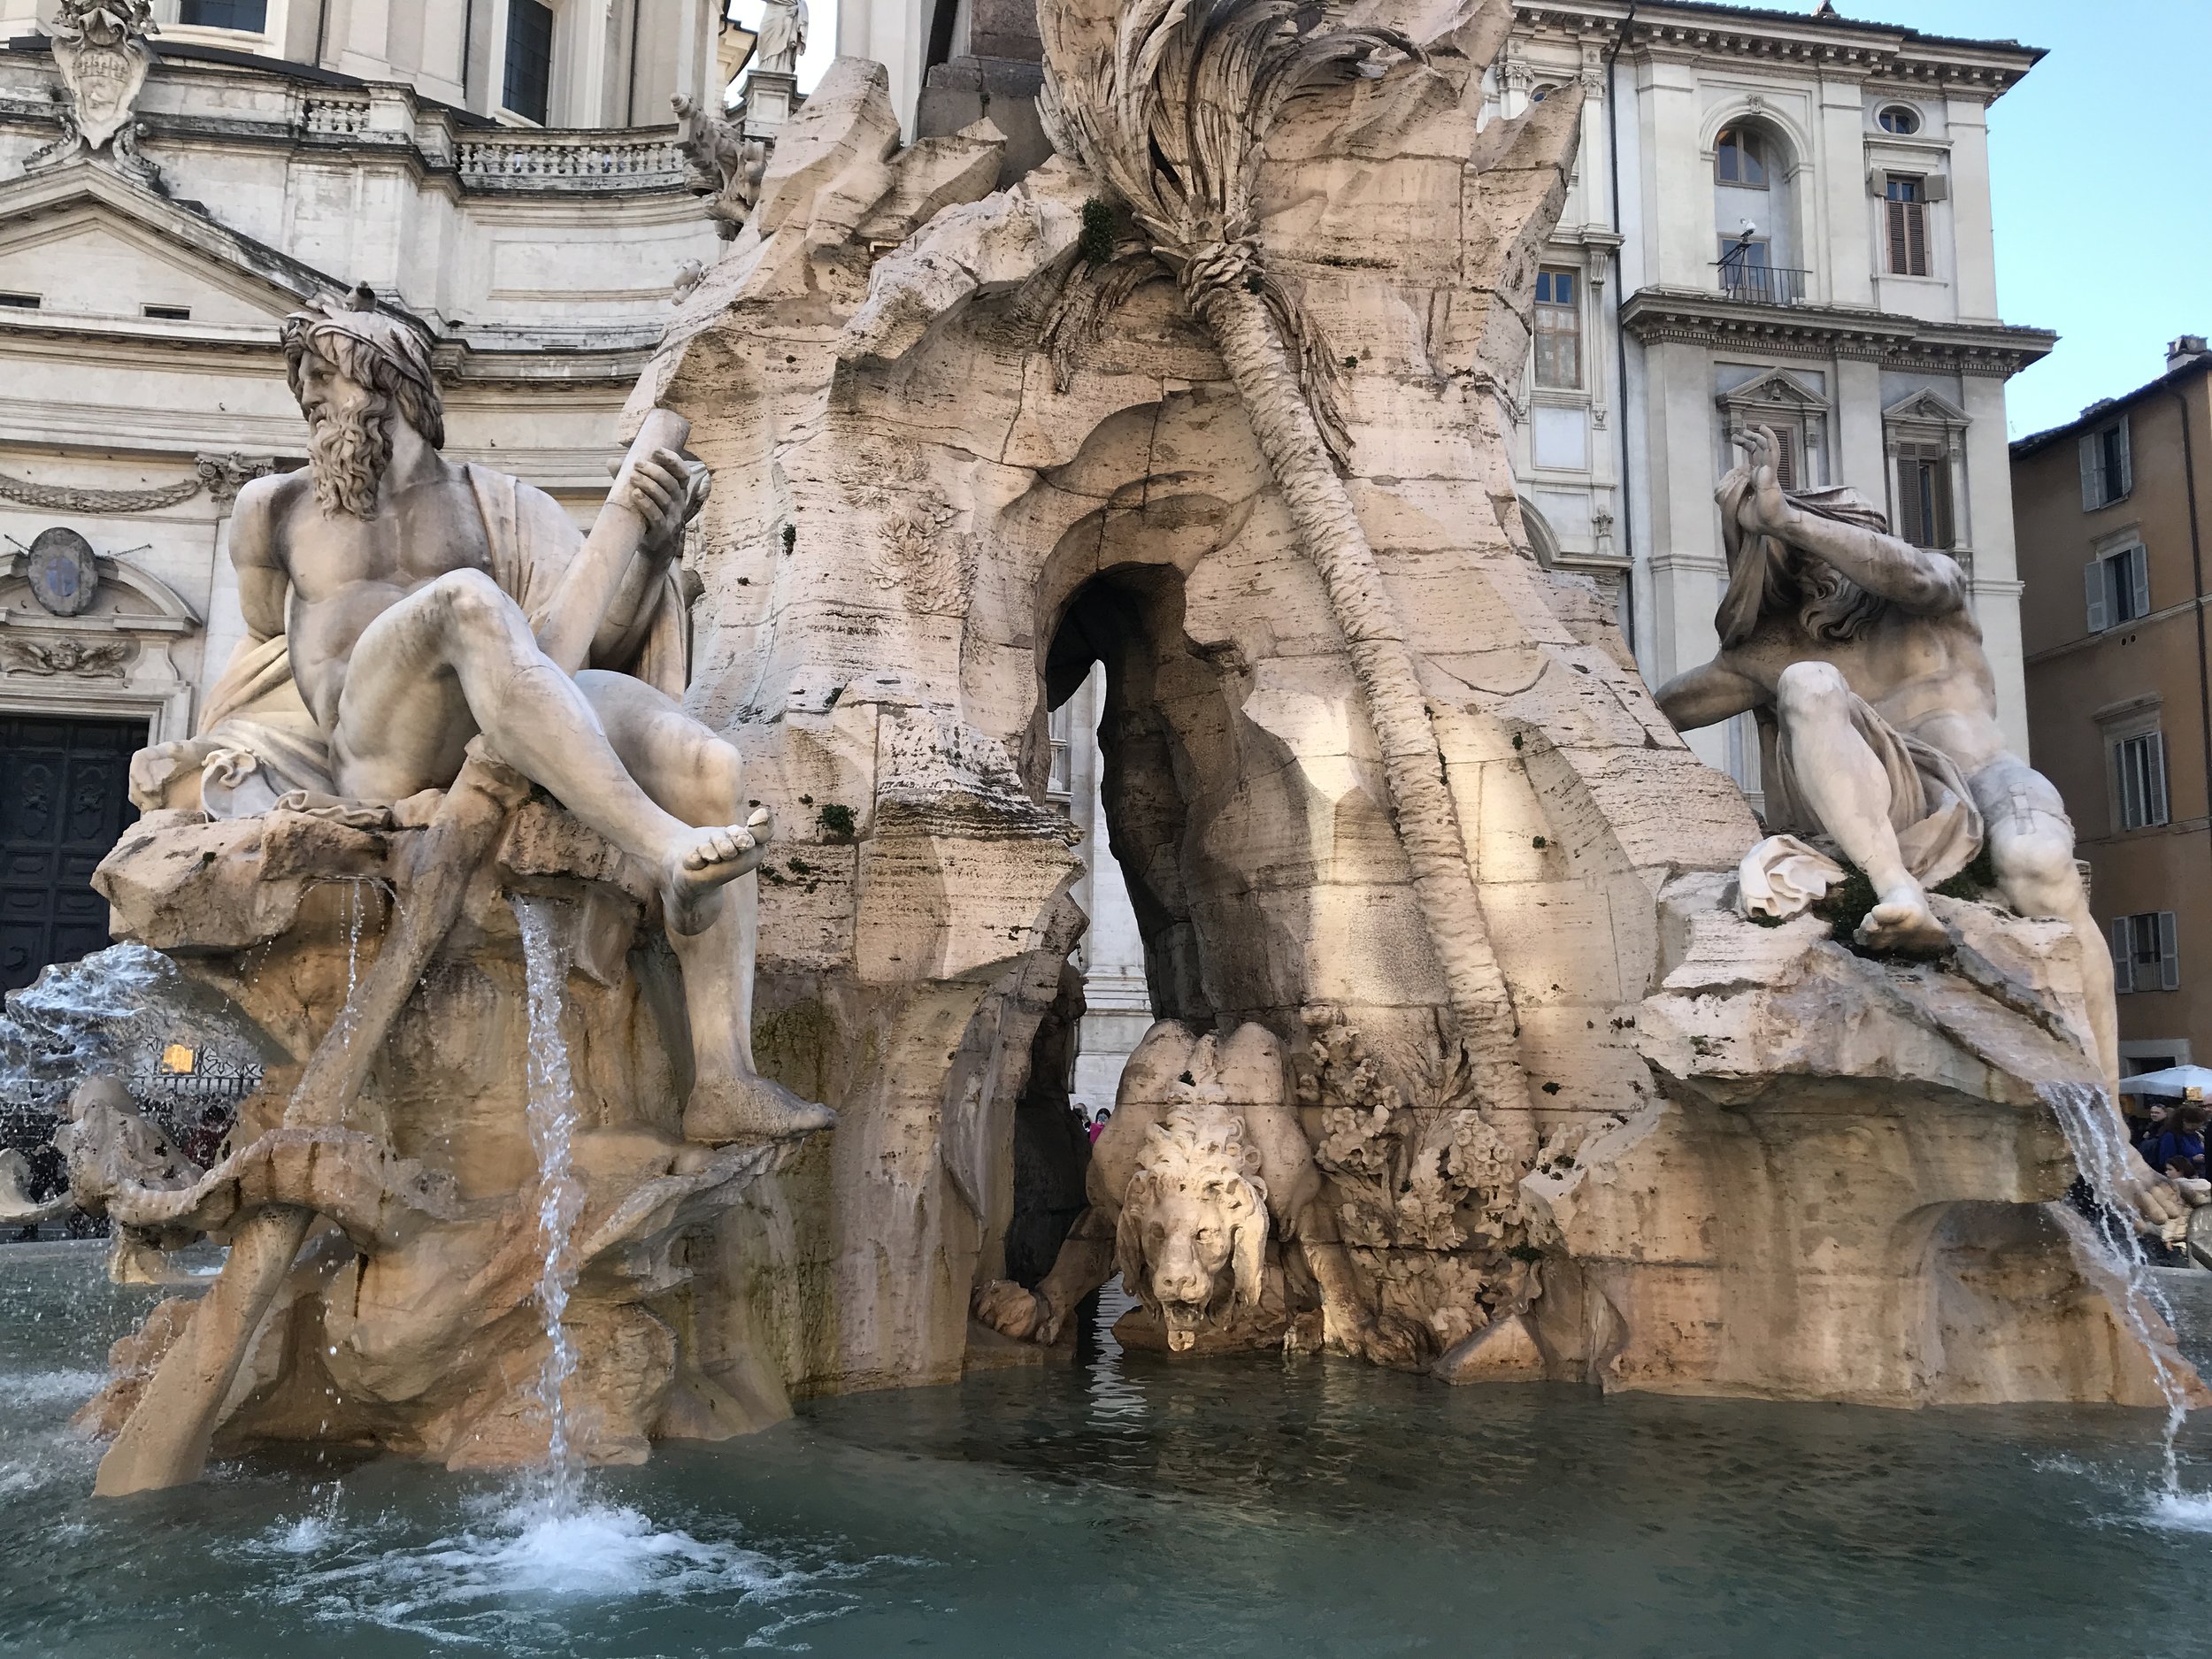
752,0,2208,441
1869,0,2212,438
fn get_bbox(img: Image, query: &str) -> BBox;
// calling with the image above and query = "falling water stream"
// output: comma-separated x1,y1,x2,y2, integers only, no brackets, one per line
512,896,587,1517
2041,1079,2202,1515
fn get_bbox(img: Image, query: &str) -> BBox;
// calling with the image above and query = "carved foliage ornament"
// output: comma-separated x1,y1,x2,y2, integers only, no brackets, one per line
0,456,273,514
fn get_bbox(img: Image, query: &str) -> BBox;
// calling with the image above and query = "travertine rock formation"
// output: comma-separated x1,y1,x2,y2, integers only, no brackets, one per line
74,803,802,1467
626,0,2188,1412
59,0,2189,1490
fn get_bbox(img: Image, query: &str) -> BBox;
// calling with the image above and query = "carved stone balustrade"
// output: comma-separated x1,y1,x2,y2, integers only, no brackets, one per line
457,129,687,192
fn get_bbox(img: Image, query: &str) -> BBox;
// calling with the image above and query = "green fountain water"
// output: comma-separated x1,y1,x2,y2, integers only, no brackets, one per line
5,1239,2212,1657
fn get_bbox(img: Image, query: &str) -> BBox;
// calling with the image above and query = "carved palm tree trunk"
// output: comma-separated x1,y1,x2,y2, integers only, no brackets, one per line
1038,0,1524,1102
1189,276,1521,1105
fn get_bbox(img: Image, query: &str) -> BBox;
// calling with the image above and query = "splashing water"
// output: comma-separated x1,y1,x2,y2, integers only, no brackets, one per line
513,897,586,1518
2039,1080,2196,1504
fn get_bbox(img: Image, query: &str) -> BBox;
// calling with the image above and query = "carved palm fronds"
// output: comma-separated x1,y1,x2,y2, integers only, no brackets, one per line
1038,0,1524,1108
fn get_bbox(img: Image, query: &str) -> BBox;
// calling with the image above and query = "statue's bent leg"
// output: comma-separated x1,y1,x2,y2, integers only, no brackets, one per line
1970,757,2124,1094
332,572,764,909
1970,756,2182,1226
578,669,834,1141
1773,662,1947,953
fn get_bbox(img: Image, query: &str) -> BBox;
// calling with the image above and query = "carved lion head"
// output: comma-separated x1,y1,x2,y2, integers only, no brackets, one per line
1114,1066,1270,1352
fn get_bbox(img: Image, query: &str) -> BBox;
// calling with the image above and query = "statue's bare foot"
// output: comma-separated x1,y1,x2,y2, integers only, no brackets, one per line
664,807,772,933
683,1071,835,1143
1855,892,1950,956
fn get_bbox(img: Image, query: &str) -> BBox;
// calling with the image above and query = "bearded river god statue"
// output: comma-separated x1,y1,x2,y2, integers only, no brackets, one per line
73,288,833,1498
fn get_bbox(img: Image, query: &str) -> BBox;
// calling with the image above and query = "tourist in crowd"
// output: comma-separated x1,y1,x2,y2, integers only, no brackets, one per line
2145,1104,2208,1182
1088,1108,1111,1145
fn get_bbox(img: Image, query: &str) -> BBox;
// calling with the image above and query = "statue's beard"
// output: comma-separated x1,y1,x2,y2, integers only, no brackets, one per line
305,398,391,519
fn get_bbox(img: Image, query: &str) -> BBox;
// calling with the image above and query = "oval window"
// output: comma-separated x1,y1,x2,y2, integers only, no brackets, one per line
1878,105,1921,136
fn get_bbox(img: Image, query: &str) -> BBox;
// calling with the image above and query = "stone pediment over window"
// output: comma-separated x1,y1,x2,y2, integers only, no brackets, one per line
0,543,200,741
1720,368,1827,416
1881,388,1969,453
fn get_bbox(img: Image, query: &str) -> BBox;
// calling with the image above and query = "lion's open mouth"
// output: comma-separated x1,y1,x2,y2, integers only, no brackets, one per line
1161,1301,1211,1353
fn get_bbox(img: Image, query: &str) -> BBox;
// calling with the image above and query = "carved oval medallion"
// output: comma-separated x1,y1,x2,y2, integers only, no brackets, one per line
25,526,99,617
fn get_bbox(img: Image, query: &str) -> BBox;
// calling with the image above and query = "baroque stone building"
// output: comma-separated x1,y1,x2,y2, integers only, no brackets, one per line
2013,341,2212,1079
0,0,729,988
863,0,2055,1107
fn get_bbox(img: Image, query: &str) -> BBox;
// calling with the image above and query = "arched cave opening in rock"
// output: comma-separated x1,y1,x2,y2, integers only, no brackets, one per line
1002,561,1248,1287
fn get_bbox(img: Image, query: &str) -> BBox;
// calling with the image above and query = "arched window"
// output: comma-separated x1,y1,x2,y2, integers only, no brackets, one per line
1530,81,1560,104
1878,105,1922,136
1716,126,1768,188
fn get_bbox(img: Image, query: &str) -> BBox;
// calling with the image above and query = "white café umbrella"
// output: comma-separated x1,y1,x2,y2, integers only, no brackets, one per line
2115,1065,2212,1101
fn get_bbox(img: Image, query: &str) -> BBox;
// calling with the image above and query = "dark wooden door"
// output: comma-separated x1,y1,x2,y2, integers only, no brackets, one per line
0,716,142,993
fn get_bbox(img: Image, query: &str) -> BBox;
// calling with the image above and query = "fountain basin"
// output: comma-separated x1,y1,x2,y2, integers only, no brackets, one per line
7,1240,2212,1657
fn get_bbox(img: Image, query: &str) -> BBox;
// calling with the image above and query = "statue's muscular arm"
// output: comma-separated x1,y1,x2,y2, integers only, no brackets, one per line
1655,659,1765,733
228,474,291,644
1738,426,1966,615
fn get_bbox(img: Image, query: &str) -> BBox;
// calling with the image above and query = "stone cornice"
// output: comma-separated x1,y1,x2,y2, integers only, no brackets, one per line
0,311,657,388
1511,2,2041,103
1619,288,2055,378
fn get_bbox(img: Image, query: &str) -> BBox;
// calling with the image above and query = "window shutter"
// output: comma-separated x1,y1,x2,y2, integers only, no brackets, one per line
1775,428,1799,491
2112,917,2135,994
1886,199,1909,274
1933,457,1955,550
2117,419,2133,497
2150,730,2170,825
2131,544,2150,619
2085,559,2109,632
1867,167,1889,198
1895,454,1925,547
1924,174,1950,203
2080,434,2102,511
1905,202,1930,276
2160,910,2181,991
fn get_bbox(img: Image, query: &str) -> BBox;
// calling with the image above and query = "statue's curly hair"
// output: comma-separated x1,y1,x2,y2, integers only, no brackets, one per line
1115,1063,1271,1324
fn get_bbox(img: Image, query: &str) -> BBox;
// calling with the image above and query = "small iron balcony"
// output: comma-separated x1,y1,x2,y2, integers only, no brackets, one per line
1715,262,1811,306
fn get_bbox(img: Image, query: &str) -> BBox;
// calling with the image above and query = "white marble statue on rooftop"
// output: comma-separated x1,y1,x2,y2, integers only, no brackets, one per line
133,291,832,1141
1655,426,2119,1091
755,0,809,74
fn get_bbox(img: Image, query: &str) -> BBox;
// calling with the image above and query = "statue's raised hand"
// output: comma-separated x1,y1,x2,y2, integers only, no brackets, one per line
1734,423,1796,538
613,446,711,556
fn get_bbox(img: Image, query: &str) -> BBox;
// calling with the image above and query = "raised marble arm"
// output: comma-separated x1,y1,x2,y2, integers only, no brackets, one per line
1736,425,1965,615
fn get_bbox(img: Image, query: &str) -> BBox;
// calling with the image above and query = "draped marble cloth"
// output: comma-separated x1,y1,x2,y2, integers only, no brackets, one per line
1713,471,1985,919
192,466,689,819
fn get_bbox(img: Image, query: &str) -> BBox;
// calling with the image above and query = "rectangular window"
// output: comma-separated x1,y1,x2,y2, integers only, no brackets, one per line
180,0,268,26
1894,442,1955,550
0,292,39,310
503,0,556,125
2078,418,2132,510
1533,267,1581,390
2112,911,2180,995
2085,543,2150,632
2115,730,2170,830
1885,176,1930,277
142,303,191,321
